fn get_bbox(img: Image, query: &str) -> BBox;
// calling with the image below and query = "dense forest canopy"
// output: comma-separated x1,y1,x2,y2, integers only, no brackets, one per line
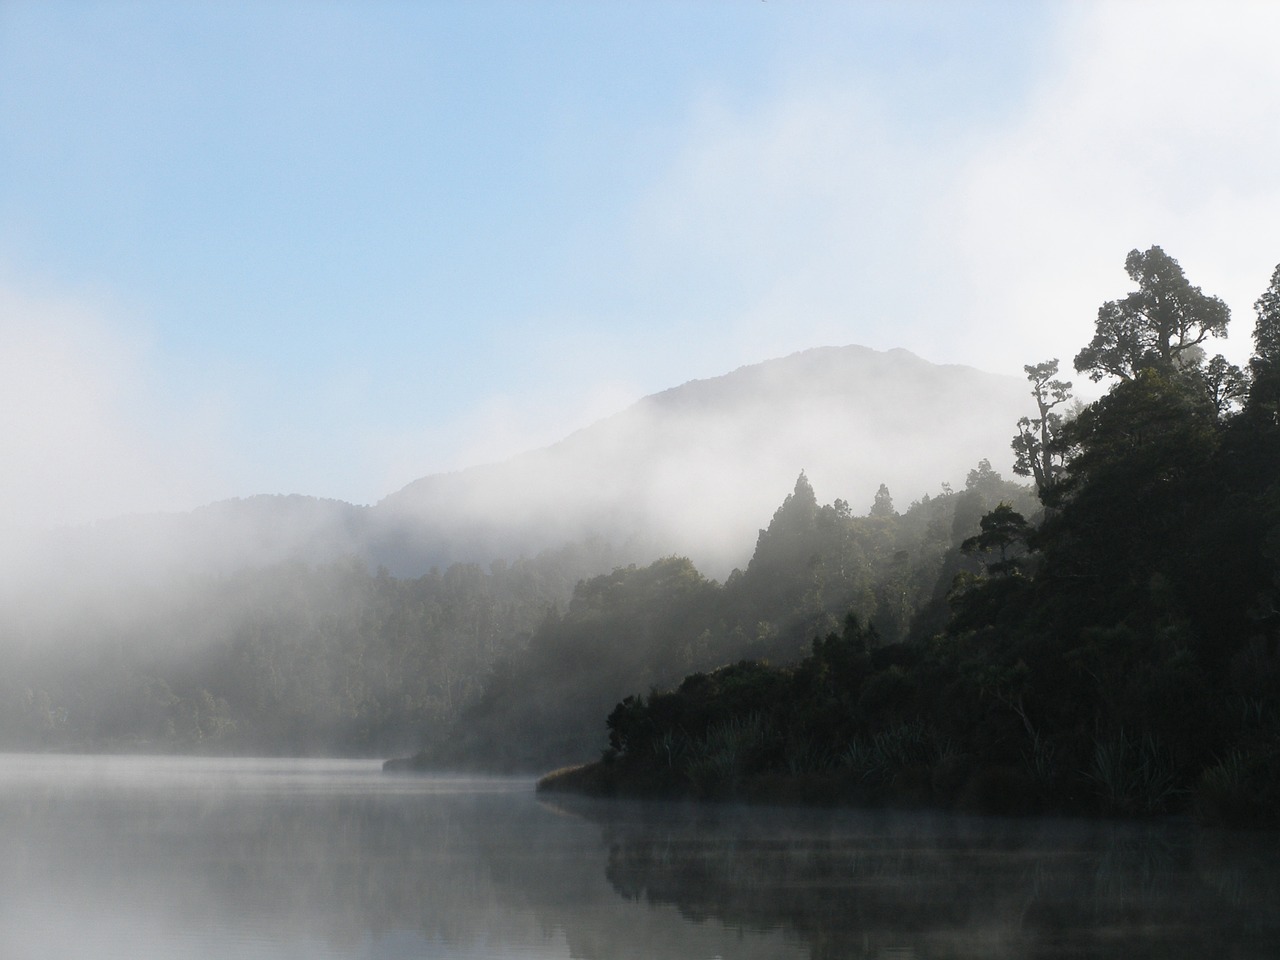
424,462,1034,771
544,247,1280,827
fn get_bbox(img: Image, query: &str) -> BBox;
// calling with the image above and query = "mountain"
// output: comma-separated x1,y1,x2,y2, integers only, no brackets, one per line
372,346,1031,577
5,346,1033,600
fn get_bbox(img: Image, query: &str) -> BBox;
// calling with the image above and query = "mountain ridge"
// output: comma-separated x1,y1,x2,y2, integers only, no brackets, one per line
8,345,1032,596
374,344,1029,576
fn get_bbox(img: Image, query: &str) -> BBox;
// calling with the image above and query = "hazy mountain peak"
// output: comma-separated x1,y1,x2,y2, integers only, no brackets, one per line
377,345,1029,577
8,346,1032,596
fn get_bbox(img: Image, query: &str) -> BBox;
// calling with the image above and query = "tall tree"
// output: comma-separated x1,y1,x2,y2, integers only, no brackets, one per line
1199,353,1248,419
1074,246,1230,382
960,503,1033,577
1248,262,1280,423
1011,359,1073,497
869,483,896,518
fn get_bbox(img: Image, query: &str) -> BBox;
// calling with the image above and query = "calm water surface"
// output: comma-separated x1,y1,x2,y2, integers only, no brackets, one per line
0,754,1277,959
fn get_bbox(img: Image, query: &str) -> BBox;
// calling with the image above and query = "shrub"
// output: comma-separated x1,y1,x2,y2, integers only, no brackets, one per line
685,712,775,798
1086,731,1181,816
1194,746,1280,827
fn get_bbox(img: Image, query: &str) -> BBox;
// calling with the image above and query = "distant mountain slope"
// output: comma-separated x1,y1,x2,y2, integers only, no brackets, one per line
372,346,1031,577
5,346,1033,600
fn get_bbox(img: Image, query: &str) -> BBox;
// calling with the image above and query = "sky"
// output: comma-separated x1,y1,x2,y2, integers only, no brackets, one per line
2,0,1279,528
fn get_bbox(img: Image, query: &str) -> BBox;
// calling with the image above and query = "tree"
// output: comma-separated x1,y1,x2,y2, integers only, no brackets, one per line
1011,359,1073,496
1249,263,1280,423
1056,369,1218,494
961,503,1033,576
1074,246,1230,382
748,473,819,573
869,483,896,518
1255,263,1280,356
1199,353,1248,419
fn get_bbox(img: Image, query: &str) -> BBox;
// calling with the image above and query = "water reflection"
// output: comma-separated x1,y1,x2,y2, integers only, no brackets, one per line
565,798,1280,959
1,755,1277,959
0,755,798,959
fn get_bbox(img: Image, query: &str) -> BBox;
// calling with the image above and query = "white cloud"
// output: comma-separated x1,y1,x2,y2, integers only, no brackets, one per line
8,1,1279,531
369,370,647,499
0,281,229,528
628,1,1280,388
628,83,943,369
949,0,1280,373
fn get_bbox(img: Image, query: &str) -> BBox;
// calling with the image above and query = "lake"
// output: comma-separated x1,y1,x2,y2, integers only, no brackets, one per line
0,754,1277,959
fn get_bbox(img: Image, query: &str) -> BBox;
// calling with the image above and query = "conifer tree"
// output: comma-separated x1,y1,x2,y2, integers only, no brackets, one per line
1249,263,1280,422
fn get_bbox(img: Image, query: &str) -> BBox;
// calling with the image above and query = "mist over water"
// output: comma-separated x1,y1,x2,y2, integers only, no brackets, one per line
2,755,1277,960
0,756,799,960
4,4,1280,953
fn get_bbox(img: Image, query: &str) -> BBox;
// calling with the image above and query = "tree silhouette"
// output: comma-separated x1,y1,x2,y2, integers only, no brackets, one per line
1074,246,1230,382
1011,359,1073,497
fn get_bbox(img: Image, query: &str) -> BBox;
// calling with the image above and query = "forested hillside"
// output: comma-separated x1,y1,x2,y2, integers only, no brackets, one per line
414,462,1033,771
0,348,1029,757
0,461,1030,759
544,248,1280,827
0,540,623,755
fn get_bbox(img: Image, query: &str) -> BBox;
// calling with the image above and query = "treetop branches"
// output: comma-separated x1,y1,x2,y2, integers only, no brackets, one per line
1074,246,1230,382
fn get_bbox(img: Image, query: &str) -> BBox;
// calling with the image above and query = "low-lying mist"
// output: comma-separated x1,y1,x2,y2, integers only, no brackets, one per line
5,345,1028,603
0,344,1034,757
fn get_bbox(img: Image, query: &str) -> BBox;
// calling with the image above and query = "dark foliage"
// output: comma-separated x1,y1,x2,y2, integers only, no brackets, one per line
435,462,1033,771
579,250,1280,824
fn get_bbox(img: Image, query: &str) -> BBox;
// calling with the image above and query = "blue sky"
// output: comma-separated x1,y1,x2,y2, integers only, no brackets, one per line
2,1,1278,526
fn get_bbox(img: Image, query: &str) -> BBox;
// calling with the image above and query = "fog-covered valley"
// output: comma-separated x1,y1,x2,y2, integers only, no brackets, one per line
0,345,1033,759
7,244,1280,831
7,6,1280,958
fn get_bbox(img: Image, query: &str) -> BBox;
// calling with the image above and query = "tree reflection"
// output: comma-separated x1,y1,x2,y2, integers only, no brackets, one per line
2,760,1278,960
564,798,1280,960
